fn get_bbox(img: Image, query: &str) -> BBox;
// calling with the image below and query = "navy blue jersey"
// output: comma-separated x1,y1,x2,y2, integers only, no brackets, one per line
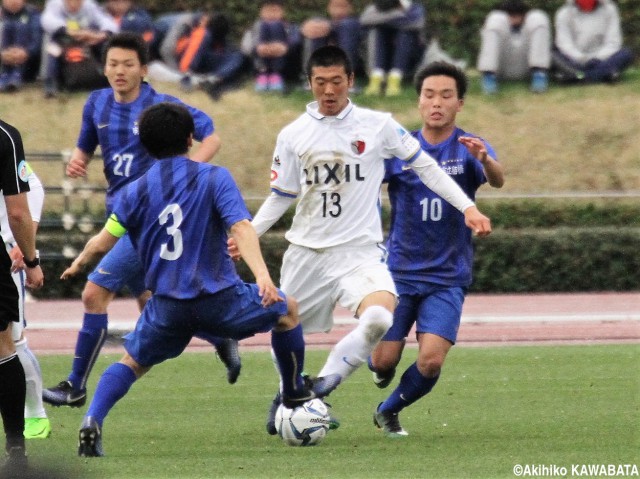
76,82,215,214
113,158,251,299
384,127,495,286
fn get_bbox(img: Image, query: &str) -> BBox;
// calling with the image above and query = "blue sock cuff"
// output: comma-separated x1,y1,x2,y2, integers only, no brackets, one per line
271,324,305,355
83,313,108,329
105,362,137,384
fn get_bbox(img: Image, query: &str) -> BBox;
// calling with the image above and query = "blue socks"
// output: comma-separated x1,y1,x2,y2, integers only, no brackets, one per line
271,324,305,397
69,313,108,390
86,362,137,427
379,362,439,413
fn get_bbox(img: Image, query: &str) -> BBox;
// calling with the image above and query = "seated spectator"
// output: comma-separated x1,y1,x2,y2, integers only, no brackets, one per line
241,0,301,93
476,0,551,94
0,0,42,92
300,0,362,81
104,0,153,44
40,0,118,97
360,0,425,97
552,0,633,83
147,10,247,101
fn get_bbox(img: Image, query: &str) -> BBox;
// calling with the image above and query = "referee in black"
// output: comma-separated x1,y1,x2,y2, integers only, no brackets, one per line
0,118,44,476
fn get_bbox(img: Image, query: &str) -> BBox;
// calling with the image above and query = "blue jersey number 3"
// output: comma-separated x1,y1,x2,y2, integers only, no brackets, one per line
159,204,184,260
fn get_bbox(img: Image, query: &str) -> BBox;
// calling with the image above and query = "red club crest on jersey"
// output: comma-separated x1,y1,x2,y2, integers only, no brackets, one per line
271,169,278,181
351,140,365,155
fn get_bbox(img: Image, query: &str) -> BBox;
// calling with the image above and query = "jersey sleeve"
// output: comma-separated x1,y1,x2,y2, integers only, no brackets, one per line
189,106,215,141
26,170,45,222
0,122,30,196
210,167,252,230
269,132,299,198
76,95,99,154
380,117,422,163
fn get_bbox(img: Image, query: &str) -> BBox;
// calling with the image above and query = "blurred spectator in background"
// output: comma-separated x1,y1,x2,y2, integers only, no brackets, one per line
0,0,42,92
147,10,247,100
476,0,551,94
40,0,118,97
552,0,633,84
360,0,425,97
300,0,362,82
241,0,301,93
104,0,153,44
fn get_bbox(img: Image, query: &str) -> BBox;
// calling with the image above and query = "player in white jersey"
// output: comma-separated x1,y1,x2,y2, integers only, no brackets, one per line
229,45,492,435
0,167,51,440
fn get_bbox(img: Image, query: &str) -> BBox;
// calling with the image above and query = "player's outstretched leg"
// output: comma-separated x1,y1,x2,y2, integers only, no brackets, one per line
270,324,341,408
43,312,108,407
374,363,440,438
77,362,138,457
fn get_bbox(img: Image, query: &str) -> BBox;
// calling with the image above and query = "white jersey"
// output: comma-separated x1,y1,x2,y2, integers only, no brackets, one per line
0,171,44,247
270,101,423,249
0,169,44,338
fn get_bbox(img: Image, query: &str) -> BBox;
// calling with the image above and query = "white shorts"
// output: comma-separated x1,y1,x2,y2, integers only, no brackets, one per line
279,243,397,333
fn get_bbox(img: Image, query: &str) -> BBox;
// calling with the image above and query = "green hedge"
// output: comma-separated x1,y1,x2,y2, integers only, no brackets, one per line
243,198,640,232
34,227,640,298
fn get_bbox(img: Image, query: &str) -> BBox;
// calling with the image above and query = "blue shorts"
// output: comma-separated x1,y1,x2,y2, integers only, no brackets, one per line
382,279,466,344
87,234,146,297
124,283,288,367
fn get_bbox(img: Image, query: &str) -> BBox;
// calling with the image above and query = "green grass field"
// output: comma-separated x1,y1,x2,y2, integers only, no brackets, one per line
24,345,639,479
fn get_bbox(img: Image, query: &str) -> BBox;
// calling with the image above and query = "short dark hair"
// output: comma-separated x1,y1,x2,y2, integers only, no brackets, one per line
413,61,468,99
374,0,401,11
138,103,194,158
102,32,149,66
497,0,530,15
306,45,353,80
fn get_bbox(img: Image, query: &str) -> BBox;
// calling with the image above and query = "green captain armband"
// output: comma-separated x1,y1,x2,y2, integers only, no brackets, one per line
105,214,127,238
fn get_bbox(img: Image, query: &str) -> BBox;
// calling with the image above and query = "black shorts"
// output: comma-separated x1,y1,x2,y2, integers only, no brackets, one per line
0,249,19,332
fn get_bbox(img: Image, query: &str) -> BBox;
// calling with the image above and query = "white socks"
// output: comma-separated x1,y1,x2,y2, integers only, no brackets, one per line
318,305,392,380
15,339,47,419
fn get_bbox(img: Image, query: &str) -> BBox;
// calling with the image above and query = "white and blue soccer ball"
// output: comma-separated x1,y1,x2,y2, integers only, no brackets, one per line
275,398,331,446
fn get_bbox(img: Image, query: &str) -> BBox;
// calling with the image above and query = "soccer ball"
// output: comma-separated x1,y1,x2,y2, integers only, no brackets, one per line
275,399,331,446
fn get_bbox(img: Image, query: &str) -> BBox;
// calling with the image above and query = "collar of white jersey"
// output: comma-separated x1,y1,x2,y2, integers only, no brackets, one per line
305,100,354,120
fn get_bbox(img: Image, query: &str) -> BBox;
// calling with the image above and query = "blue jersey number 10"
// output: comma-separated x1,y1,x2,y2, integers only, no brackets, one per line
419,197,443,222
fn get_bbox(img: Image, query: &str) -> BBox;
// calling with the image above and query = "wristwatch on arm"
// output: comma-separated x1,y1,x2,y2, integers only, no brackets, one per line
24,250,40,268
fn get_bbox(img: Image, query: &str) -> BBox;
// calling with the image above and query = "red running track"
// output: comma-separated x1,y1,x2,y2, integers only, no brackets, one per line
15,293,637,479
23,292,639,354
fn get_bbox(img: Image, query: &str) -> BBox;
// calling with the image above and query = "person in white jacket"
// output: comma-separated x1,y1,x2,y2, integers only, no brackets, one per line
552,0,633,83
